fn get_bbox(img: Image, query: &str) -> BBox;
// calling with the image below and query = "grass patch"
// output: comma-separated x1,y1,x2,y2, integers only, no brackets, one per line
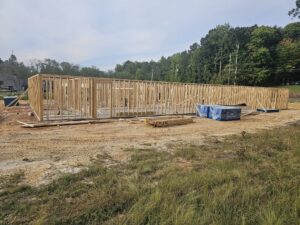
0,91,28,100
279,85,300,94
1,123,300,224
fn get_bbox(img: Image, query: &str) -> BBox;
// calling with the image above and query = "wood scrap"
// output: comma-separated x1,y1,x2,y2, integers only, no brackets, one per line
241,110,260,117
17,119,113,128
146,116,193,127
17,120,34,128
116,111,156,117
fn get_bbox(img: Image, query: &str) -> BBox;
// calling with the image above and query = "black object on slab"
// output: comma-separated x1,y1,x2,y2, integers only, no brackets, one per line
257,108,280,113
4,96,19,107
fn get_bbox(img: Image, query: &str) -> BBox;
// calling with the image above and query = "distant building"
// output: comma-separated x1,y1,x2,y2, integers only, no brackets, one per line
0,74,27,91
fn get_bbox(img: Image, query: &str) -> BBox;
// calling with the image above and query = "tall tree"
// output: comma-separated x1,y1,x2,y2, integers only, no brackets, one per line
289,0,300,19
247,26,282,85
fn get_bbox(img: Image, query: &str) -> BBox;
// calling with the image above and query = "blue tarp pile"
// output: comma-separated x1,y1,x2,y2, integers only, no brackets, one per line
196,105,241,121
196,104,211,118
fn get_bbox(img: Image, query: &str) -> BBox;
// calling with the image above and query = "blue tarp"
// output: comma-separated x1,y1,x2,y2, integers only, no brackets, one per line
210,106,241,121
196,104,212,118
196,105,241,121
4,96,19,107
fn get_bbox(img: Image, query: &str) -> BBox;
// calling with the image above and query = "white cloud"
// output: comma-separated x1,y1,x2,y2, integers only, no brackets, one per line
0,0,295,70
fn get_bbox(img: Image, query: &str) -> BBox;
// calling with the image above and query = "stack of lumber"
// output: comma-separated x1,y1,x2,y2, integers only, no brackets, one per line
146,116,193,127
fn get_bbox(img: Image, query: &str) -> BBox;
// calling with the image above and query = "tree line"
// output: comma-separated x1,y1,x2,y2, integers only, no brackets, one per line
114,22,300,86
0,56,107,80
1,22,300,87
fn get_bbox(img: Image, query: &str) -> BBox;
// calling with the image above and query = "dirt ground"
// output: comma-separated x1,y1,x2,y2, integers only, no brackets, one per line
1,101,300,186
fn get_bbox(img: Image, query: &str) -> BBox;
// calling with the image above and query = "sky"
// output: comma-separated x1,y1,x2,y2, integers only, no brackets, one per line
0,0,297,70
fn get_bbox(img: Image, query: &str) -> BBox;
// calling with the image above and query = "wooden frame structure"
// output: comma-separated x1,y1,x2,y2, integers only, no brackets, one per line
28,74,289,121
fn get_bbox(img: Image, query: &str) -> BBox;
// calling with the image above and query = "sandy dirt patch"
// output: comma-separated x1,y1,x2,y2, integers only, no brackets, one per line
1,101,300,186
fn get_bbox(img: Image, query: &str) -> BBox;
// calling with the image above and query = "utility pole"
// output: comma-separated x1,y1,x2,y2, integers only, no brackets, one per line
228,53,232,85
203,64,207,83
234,44,239,85
219,48,223,80
151,67,154,81
214,55,217,71
175,64,178,81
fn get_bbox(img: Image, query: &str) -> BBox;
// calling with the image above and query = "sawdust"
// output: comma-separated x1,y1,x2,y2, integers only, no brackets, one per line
1,101,300,186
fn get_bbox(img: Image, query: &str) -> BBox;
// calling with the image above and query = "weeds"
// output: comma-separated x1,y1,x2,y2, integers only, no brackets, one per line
1,123,300,224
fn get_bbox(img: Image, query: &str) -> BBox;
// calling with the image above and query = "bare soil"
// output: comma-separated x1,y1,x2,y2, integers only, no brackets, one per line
1,101,300,186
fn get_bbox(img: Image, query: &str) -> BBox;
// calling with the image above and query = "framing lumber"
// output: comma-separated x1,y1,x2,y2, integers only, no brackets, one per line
27,74,289,121
17,120,113,128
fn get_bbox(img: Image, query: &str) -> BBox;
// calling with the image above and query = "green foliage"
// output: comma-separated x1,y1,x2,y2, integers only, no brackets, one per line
249,26,281,48
0,56,107,83
289,0,300,19
276,38,300,83
113,23,300,86
0,54,32,80
284,22,300,39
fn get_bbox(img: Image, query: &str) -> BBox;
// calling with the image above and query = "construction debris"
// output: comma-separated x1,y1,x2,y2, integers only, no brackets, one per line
146,116,193,127
116,111,156,117
17,119,113,128
241,110,260,117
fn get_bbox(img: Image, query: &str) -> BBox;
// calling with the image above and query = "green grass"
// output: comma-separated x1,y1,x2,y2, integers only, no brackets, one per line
1,122,300,224
0,91,28,101
283,85,300,94
0,92,19,99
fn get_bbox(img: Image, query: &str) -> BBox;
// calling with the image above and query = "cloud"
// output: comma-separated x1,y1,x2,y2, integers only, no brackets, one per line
0,0,295,70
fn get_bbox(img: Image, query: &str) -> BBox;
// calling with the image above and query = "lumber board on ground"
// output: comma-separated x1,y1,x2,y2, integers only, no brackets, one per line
116,111,156,117
146,116,193,127
17,120,113,128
